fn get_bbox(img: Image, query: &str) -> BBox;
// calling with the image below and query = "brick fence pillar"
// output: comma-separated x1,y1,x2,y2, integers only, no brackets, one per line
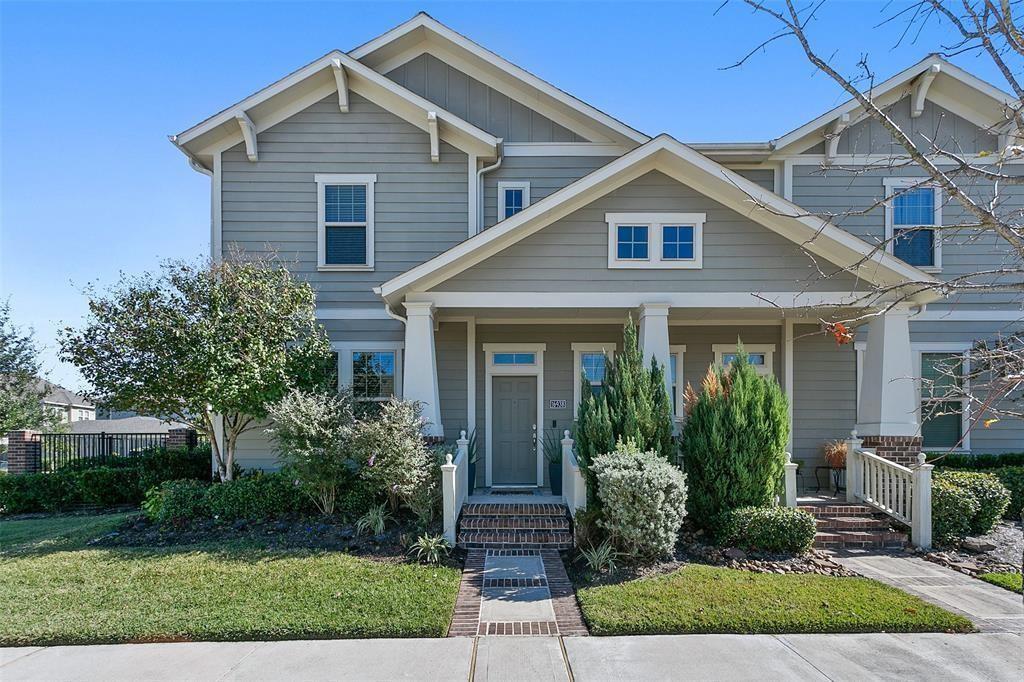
6,430,41,474
860,435,922,468
166,427,198,451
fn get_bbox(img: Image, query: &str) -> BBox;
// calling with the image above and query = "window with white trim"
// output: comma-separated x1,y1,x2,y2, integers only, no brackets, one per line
884,178,942,271
571,343,615,417
713,344,775,377
606,213,705,269
919,351,969,449
334,342,403,401
316,174,376,270
498,181,530,220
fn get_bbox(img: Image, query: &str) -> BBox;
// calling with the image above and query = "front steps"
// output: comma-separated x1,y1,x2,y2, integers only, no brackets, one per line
800,503,908,550
457,502,573,550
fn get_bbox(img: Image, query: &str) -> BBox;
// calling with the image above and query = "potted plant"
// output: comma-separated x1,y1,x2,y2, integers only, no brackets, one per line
465,429,478,496
543,430,563,496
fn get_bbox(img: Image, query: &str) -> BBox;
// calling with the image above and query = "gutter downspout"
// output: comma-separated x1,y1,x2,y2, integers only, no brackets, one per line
475,139,504,234
168,135,212,177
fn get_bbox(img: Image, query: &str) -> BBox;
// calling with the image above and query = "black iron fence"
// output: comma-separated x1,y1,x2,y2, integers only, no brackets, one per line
39,432,169,471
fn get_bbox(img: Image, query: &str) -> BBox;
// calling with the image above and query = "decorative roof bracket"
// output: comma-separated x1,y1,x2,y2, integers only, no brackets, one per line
331,58,349,113
911,64,941,118
235,112,258,162
824,113,851,164
427,111,440,163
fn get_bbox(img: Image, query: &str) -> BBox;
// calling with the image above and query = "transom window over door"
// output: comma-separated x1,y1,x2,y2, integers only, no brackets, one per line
316,174,376,270
884,179,942,271
606,213,705,269
498,181,530,220
713,344,775,377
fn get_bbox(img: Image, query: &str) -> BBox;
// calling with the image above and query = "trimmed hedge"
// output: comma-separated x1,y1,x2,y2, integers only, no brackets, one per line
992,467,1024,521
933,471,1010,535
931,477,980,544
928,452,1024,469
718,506,817,554
0,446,210,515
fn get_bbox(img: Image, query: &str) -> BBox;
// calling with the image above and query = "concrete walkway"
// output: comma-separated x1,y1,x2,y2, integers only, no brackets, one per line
3,633,1022,681
833,551,1024,633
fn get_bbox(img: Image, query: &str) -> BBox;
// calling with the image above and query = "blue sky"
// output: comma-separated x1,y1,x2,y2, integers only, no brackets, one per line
0,1,1010,391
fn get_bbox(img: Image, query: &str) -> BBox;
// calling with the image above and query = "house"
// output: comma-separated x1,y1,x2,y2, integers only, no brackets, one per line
172,13,1022,494
37,380,95,424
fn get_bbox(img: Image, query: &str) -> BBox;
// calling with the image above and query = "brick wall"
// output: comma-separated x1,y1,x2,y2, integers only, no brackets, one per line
860,435,922,468
6,430,41,474
166,427,198,451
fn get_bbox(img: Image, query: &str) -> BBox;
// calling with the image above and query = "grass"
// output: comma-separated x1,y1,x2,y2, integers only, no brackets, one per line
979,572,1023,594
0,513,461,646
576,564,974,636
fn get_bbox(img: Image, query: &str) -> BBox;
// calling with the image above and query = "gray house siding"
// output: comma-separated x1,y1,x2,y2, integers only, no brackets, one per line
221,92,469,307
483,156,617,229
385,53,588,143
732,168,776,192
438,170,867,293
793,324,857,470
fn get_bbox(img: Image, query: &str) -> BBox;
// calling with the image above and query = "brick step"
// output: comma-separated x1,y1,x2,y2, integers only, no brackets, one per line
459,515,570,531
815,515,889,531
461,503,568,517
799,503,877,517
814,529,908,550
457,529,574,551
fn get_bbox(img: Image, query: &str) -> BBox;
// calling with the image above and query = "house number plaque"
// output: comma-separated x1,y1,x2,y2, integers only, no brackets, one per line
548,399,567,409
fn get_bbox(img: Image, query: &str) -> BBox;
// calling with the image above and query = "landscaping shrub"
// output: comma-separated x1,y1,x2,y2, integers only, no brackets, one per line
136,444,211,493
933,470,1010,536
927,451,1024,469
931,477,979,544
0,472,77,514
143,479,209,525
992,466,1024,520
718,506,816,553
681,347,790,529
204,471,310,520
76,467,141,507
354,399,432,511
590,441,687,561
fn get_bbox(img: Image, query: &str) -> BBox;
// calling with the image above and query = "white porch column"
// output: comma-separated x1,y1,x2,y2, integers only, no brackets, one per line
855,307,918,438
639,303,672,399
403,301,443,438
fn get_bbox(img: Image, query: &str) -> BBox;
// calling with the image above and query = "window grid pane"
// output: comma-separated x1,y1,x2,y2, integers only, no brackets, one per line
581,352,606,386
493,352,536,365
662,225,695,260
504,189,524,218
893,228,935,267
325,184,367,223
616,225,649,260
352,351,395,400
325,226,367,265
922,401,962,448
893,188,935,226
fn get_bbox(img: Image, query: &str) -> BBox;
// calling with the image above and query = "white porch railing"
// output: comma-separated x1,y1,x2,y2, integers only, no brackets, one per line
844,431,933,549
561,430,587,516
440,430,470,546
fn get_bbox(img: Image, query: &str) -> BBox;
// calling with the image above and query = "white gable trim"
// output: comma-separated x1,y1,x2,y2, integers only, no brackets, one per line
350,13,649,147
377,135,938,302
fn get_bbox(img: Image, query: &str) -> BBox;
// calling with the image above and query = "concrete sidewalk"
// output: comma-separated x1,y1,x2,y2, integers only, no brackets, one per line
3,633,1022,681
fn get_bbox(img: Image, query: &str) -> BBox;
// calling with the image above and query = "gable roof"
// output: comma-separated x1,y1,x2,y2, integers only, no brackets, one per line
377,135,938,303
35,379,93,409
350,12,650,148
772,55,1019,155
172,49,500,169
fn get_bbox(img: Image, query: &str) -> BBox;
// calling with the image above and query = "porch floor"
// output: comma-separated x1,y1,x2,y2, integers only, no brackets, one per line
467,489,562,505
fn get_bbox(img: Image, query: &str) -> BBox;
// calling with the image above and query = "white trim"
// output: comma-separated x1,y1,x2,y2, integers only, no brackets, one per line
503,143,631,157
606,212,705,270
912,343,972,451
669,345,687,420
426,111,440,163
911,309,1024,322
778,153,1024,166
439,317,794,326
497,181,531,221
408,291,898,309
883,177,943,273
211,151,222,262
234,112,258,162
330,58,349,113
571,342,616,418
482,342,546,487
783,319,795,451
713,343,776,376
315,173,377,271
316,307,392,320
855,340,865,423
466,317,476,442
332,341,405,400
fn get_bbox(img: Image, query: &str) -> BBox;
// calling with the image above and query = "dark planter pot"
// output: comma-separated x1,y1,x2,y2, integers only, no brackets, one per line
467,461,477,496
548,462,563,496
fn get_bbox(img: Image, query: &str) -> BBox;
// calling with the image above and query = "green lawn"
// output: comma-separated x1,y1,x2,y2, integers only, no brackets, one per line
0,513,134,553
979,572,1023,594
0,514,461,646
576,564,974,636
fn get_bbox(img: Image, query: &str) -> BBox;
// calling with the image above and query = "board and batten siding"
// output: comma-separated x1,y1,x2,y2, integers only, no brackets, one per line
437,170,868,293
385,53,587,143
221,92,470,308
483,156,617,230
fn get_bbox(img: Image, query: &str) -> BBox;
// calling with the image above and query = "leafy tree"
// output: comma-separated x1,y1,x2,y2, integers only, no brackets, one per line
60,257,333,481
575,317,676,502
0,301,61,433
681,346,790,528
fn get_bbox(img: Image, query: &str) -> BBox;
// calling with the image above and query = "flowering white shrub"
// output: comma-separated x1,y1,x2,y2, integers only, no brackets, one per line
354,398,432,510
590,440,687,561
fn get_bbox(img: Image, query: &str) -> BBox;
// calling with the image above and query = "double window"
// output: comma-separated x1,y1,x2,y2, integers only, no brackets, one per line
498,181,531,220
316,174,376,270
884,179,942,271
606,213,705,269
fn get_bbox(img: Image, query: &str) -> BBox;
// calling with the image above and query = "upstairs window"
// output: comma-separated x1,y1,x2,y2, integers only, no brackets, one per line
498,181,530,220
607,213,705,269
316,174,376,270
884,179,941,271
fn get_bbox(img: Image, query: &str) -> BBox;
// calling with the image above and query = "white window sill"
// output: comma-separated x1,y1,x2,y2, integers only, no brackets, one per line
608,259,702,270
318,264,374,272
917,266,942,274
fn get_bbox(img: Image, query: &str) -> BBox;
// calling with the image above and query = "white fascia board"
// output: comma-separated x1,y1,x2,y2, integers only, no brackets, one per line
174,50,498,160
350,13,650,147
406,291,890,309
378,134,937,301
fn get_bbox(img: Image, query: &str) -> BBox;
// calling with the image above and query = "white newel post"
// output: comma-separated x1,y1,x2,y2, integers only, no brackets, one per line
639,303,672,400
783,453,798,507
441,453,457,546
912,452,933,550
855,308,918,440
403,301,443,439
845,430,863,504
457,430,469,504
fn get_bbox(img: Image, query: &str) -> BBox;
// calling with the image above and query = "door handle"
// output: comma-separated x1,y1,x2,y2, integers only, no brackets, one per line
532,424,537,445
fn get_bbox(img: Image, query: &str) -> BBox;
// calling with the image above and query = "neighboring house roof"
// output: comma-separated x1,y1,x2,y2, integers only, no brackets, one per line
350,12,650,148
172,48,501,169
377,134,939,303
35,380,94,409
69,416,187,434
